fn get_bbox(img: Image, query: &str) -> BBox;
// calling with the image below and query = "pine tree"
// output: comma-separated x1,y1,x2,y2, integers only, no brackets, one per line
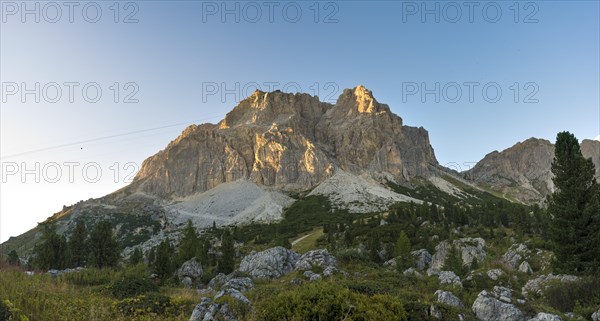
69,220,88,267
218,230,235,274
33,221,69,269
443,244,465,276
88,221,120,268
128,248,143,266
548,131,600,274
178,220,199,264
154,239,175,279
197,238,210,266
7,250,18,265
395,231,412,271
147,248,156,266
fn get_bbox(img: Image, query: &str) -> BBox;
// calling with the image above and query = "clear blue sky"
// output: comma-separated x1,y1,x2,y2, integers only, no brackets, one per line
1,1,599,242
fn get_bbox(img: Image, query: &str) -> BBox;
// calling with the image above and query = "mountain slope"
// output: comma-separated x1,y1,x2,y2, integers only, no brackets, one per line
465,138,600,204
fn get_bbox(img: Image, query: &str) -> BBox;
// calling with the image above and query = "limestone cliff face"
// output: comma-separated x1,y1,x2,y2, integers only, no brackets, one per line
132,86,438,198
466,138,600,204
581,139,600,179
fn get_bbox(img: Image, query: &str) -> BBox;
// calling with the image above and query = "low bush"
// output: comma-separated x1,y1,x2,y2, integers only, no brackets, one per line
544,277,600,312
110,264,159,299
115,292,173,316
253,281,407,321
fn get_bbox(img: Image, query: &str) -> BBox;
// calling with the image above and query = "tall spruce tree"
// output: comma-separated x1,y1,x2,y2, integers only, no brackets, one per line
88,221,120,268
69,220,88,267
548,131,600,274
34,221,69,269
218,230,235,274
154,239,175,279
178,220,199,264
395,231,412,271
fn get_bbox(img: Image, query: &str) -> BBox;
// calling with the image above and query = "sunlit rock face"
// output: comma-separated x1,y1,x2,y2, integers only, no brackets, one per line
132,86,439,198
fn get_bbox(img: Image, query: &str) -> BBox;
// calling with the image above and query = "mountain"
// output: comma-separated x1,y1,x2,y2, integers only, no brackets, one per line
465,138,600,204
5,86,594,258
5,86,465,258
129,85,438,197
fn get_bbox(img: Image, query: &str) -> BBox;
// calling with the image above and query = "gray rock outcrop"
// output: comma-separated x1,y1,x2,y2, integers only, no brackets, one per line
522,274,579,298
527,313,563,321
239,246,300,279
503,244,530,270
434,290,464,308
431,238,486,270
294,249,337,271
438,271,462,287
177,258,203,288
412,249,432,271
472,290,526,321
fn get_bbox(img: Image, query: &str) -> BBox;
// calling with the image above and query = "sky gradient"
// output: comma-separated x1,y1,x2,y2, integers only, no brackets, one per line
1,0,599,242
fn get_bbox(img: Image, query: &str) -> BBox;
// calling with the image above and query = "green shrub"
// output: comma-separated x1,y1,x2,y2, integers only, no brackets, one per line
0,299,29,321
110,265,159,299
254,281,407,321
544,277,600,312
335,248,372,265
115,293,173,316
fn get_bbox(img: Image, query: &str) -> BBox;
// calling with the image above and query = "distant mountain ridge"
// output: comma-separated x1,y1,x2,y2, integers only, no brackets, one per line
465,137,600,204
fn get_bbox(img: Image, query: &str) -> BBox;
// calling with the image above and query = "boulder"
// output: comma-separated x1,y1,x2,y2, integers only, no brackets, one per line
522,274,578,298
223,277,254,292
438,271,462,288
208,273,230,289
294,249,337,271
189,297,240,321
502,244,529,270
412,249,432,271
403,267,423,277
434,290,464,308
487,269,504,281
431,238,486,270
472,290,526,321
323,266,338,278
492,286,513,303
518,261,533,274
239,246,300,279
215,288,251,306
592,308,600,321
527,313,563,321
189,297,214,321
177,258,203,288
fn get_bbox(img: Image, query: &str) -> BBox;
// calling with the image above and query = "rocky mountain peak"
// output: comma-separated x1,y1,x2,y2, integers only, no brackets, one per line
218,90,330,130
335,85,391,115
466,136,600,204
131,86,438,199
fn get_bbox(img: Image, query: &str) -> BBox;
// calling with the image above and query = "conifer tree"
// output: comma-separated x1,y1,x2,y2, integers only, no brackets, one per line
34,221,69,269
154,239,175,279
395,231,412,271
218,230,235,274
129,247,143,266
443,244,465,276
548,131,600,274
88,220,120,268
178,220,199,264
69,220,88,267
7,250,19,265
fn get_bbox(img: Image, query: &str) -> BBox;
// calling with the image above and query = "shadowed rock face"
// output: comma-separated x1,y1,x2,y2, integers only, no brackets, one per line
131,86,439,199
465,138,600,204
